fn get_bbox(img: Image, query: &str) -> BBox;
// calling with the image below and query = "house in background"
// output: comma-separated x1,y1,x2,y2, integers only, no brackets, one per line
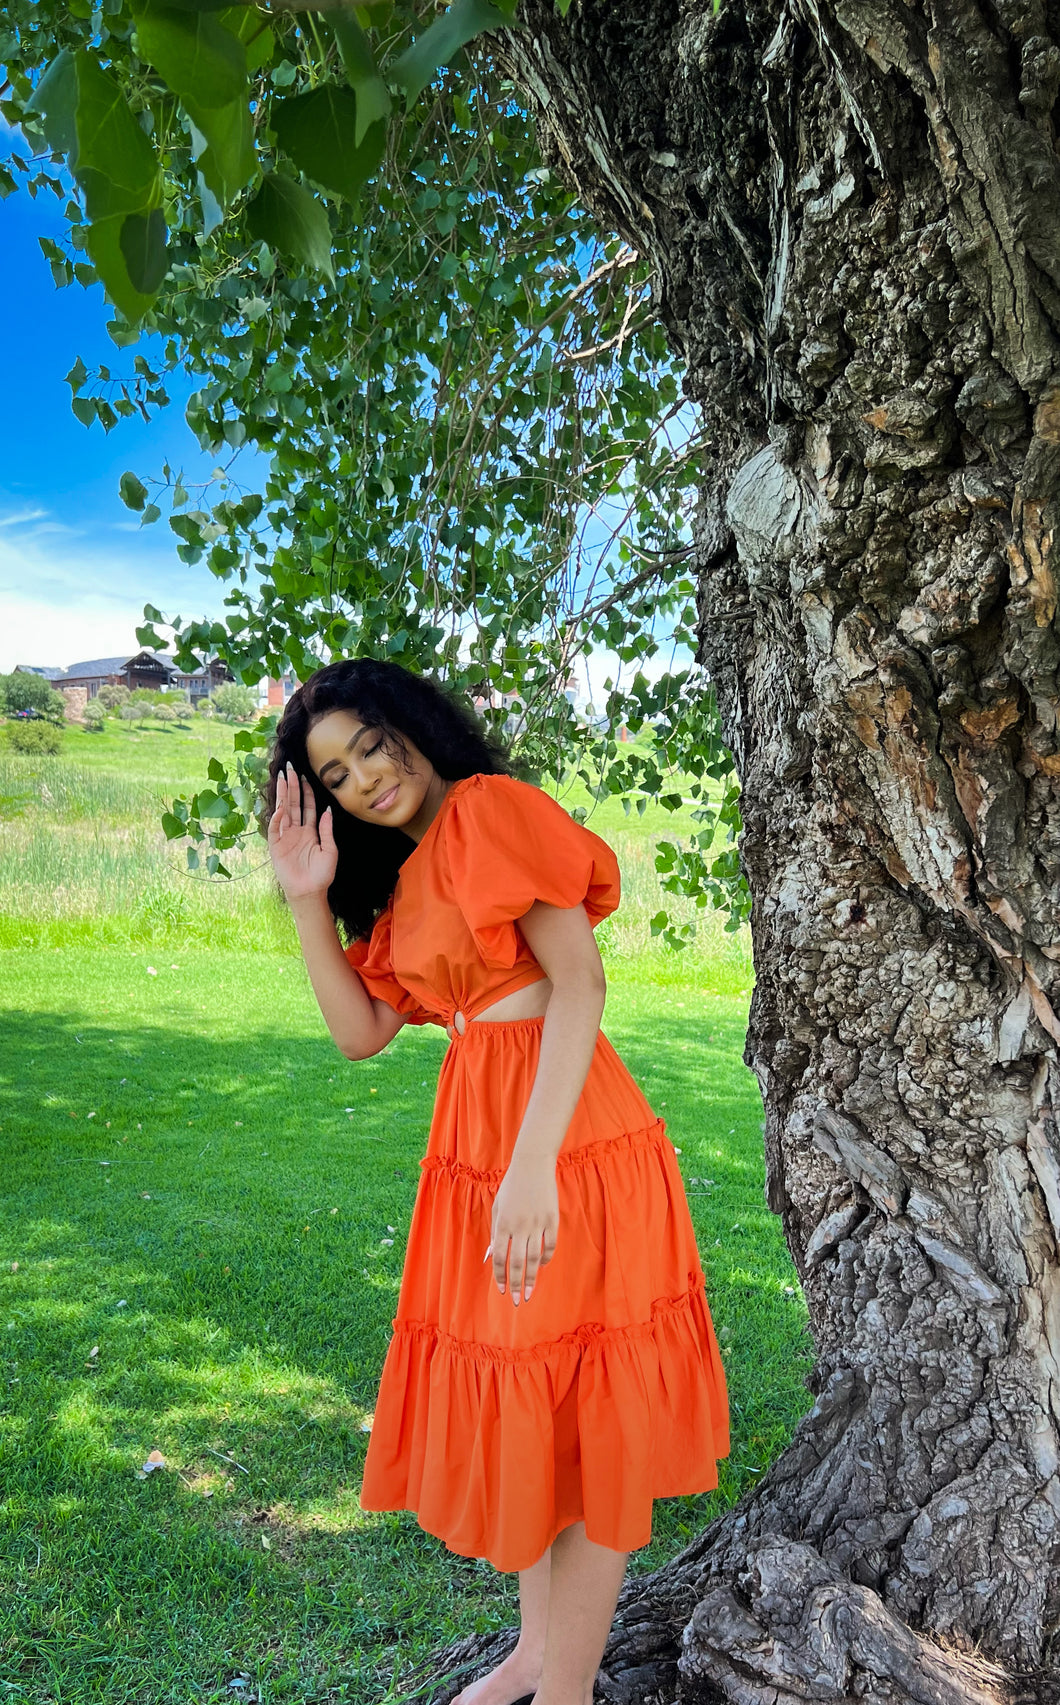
18,650,232,705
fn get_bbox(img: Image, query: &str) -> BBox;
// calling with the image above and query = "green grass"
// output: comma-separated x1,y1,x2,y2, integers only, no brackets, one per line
0,948,811,1705
6,717,245,791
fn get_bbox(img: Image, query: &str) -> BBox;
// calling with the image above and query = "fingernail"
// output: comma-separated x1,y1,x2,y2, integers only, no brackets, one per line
525,1287,533,1300
512,1294,520,1307
483,1245,492,1263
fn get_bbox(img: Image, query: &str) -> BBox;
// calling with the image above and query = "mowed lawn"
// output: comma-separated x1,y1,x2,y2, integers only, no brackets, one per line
0,945,812,1704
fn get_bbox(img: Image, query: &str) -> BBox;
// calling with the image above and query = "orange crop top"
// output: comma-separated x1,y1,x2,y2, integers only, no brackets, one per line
344,772,621,1031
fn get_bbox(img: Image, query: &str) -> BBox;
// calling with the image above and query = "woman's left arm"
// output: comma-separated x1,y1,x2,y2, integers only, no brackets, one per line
488,899,607,1308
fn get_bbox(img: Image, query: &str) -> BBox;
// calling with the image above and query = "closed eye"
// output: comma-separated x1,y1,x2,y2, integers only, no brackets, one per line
324,740,382,790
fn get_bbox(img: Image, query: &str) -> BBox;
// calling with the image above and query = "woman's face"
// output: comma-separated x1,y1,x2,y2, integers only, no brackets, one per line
304,710,444,836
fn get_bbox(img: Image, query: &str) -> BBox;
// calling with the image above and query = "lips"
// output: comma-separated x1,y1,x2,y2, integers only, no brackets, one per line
371,784,399,812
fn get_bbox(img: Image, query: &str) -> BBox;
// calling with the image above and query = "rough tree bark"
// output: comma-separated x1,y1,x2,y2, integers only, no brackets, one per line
420,2,1060,1701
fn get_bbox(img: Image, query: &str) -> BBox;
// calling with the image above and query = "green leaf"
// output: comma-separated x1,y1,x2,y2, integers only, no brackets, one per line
184,93,256,205
245,172,334,280
83,215,159,322
161,811,185,839
120,470,149,510
331,12,392,145
71,52,161,220
132,4,247,109
25,50,78,155
220,7,275,75
120,207,168,293
198,789,232,820
390,0,520,110
272,87,385,203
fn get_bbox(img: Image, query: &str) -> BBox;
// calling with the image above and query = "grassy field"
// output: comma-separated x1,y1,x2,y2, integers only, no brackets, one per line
0,722,812,1705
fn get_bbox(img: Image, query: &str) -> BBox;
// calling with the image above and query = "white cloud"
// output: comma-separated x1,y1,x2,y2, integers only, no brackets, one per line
0,507,50,529
0,512,230,671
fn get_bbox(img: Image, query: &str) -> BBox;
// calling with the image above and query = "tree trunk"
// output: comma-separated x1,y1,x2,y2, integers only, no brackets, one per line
422,2,1060,1700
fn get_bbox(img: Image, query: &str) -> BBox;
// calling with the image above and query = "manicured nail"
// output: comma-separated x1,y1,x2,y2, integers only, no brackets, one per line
525,1287,533,1300
483,1244,492,1263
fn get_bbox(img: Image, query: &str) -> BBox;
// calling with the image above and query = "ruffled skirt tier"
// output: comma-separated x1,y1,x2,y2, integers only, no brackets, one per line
359,1017,730,1572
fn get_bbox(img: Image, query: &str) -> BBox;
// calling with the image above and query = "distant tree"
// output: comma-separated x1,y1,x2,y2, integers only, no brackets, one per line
97,684,129,713
82,700,107,732
119,703,142,725
211,683,257,722
153,702,177,723
195,699,216,720
0,673,66,722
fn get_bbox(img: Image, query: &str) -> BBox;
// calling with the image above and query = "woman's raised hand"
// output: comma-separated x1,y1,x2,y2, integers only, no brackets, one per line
267,762,338,901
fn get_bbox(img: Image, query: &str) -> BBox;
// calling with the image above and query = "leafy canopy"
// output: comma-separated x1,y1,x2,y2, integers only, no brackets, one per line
0,671,67,721
1,0,748,939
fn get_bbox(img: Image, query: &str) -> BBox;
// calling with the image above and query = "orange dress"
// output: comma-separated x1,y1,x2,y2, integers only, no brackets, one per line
347,772,730,1572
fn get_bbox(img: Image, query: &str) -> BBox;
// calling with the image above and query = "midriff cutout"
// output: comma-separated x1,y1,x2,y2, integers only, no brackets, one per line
473,976,552,1022
446,976,553,1037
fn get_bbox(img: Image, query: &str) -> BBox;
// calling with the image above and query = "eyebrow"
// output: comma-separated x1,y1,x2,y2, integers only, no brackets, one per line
317,727,373,779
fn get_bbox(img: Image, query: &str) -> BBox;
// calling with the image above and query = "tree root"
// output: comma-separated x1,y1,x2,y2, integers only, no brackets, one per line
677,1533,1021,1703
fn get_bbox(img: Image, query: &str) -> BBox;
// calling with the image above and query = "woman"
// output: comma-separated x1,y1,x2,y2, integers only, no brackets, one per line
265,659,730,1705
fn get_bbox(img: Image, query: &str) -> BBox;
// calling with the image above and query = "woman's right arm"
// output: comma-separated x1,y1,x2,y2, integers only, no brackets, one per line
269,764,405,1061
288,890,406,1060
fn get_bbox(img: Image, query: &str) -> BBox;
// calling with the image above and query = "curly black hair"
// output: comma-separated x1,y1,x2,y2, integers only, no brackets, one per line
264,659,518,941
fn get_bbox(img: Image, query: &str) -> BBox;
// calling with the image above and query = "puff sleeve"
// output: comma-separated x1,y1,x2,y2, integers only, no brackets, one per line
445,773,621,969
344,905,433,1024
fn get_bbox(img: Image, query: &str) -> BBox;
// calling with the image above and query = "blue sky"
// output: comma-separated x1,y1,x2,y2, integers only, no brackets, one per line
0,129,242,674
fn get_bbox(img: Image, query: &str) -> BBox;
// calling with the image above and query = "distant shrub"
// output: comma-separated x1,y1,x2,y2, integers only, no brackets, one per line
174,701,195,720
7,719,63,755
97,683,130,712
128,687,168,706
196,698,216,718
154,703,177,724
120,704,142,724
212,682,257,722
0,672,66,722
83,701,107,732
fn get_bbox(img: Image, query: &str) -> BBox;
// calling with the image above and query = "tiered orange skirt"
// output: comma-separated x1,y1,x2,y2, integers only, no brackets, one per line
359,1015,730,1572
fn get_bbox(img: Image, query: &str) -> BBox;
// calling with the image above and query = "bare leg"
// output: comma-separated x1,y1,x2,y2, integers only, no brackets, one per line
452,1548,550,1705
534,1523,628,1705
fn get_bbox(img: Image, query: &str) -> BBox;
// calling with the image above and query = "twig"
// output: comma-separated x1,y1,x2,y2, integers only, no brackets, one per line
202,1445,250,1475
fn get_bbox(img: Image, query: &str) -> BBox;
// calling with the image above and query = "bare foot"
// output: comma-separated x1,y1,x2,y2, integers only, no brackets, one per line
452,1640,542,1705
